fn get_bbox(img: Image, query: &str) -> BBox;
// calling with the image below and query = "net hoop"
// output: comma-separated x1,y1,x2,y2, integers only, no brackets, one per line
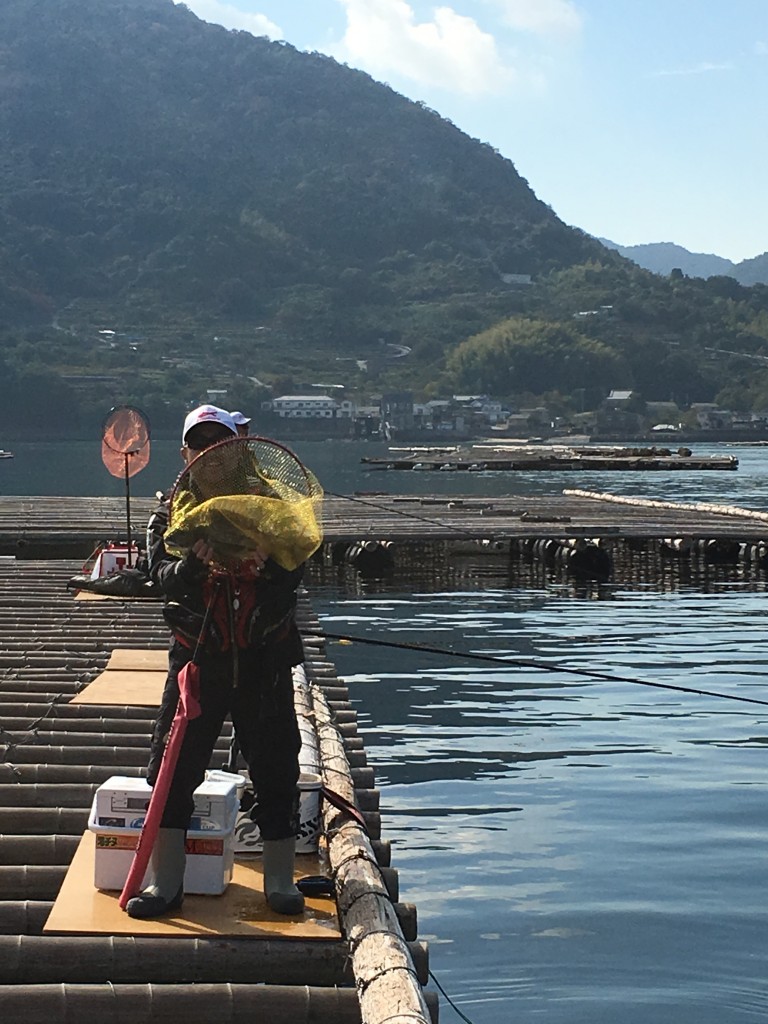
101,406,151,478
165,435,323,572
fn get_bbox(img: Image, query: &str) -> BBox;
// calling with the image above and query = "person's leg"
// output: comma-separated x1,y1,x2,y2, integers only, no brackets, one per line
145,641,185,790
128,648,232,918
233,652,303,914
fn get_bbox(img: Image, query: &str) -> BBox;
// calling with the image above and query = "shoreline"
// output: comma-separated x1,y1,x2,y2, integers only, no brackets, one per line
3,429,768,445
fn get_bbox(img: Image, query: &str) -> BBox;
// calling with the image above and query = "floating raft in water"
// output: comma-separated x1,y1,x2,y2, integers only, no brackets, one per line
0,561,434,1024
3,492,768,558
362,443,738,472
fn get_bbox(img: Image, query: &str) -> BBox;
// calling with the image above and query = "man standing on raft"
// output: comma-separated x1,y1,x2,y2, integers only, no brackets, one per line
127,405,306,919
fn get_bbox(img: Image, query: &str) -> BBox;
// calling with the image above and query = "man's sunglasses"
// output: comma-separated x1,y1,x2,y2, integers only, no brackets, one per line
185,433,233,452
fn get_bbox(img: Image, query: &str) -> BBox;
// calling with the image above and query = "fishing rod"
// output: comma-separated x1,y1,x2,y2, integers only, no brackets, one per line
310,629,768,710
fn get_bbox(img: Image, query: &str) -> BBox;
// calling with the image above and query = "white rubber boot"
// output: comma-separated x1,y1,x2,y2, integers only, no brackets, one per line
263,837,305,915
126,828,186,919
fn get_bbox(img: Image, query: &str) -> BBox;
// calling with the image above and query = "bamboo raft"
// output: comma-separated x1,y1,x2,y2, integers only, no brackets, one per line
2,491,768,589
361,443,738,472
2,491,768,588
0,561,435,1023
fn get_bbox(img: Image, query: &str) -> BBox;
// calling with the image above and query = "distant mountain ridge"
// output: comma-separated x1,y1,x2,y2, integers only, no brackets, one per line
599,238,768,286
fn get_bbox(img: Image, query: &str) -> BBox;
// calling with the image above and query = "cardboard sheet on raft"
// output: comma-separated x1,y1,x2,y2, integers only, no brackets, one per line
105,648,168,671
71,669,166,706
44,831,340,940
71,648,168,706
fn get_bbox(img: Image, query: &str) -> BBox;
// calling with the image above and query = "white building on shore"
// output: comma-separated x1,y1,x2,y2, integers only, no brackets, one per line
268,395,352,419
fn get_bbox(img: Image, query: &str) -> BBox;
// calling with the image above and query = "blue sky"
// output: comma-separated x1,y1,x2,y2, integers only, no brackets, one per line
178,1,768,263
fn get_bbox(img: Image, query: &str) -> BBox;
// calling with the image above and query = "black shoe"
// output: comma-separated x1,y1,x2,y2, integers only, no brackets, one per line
296,875,335,897
126,886,183,920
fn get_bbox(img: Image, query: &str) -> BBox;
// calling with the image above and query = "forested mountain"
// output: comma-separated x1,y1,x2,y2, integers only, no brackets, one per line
2,0,768,435
0,0,600,324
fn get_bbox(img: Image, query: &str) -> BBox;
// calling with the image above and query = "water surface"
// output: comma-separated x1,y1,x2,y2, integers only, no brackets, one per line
312,570,768,1023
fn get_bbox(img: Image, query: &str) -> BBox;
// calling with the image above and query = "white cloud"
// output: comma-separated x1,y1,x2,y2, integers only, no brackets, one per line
333,0,514,96
491,0,582,37
177,1,283,40
651,62,733,77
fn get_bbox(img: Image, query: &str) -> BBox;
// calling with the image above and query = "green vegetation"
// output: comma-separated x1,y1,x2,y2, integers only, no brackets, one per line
2,0,768,436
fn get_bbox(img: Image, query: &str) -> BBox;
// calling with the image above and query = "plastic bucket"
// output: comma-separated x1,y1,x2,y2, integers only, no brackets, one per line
233,771,322,854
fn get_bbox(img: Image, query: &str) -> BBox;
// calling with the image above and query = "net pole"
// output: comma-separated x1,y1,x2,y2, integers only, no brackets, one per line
124,453,133,566
118,692,191,909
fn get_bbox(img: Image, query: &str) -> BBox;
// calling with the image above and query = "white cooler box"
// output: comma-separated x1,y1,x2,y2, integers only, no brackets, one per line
90,543,140,578
89,775,239,894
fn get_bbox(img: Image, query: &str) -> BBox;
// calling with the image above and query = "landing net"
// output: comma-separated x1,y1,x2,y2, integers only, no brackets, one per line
165,436,323,572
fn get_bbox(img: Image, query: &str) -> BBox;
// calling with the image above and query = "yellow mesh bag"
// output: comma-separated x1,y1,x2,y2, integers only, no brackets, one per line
165,436,323,571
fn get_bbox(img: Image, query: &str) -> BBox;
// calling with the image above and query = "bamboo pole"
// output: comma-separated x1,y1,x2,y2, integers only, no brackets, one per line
0,983,439,1024
10,731,150,748
0,835,80,866
0,901,52,935
312,685,433,1024
356,790,381,812
0,866,65,900
0,784,97,807
393,903,418,942
0,716,154,733
370,837,389,863
0,935,353,986
4,746,148,766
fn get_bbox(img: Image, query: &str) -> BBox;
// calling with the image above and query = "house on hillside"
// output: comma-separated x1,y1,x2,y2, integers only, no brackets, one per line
380,392,414,433
573,305,614,320
690,406,768,432
691,404,732,430
352,404,381,438
596,389,644,434
605,389,634,406
453,395,506,426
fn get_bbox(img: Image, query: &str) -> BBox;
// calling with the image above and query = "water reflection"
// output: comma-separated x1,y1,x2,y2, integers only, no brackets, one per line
310,543,768,599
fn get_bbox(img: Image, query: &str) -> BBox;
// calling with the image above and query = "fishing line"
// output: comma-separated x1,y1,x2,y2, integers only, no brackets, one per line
429,968,476,1024
311,630,768,709
326,490,481,539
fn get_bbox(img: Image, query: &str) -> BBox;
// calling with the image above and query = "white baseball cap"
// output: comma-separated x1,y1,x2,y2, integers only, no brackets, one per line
230,410,251,426
182,405,237,443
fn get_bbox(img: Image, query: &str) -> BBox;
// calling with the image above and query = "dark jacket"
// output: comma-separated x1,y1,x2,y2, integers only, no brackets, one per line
146,494,304,662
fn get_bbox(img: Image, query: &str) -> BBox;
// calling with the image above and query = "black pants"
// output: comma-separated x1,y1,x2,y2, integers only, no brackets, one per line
147,639,301,839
